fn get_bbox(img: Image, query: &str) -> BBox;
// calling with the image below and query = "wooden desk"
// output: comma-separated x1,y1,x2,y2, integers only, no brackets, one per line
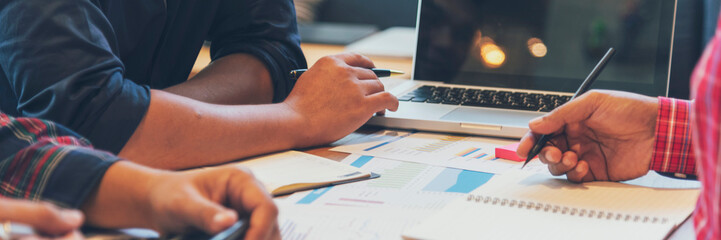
191,43,413,80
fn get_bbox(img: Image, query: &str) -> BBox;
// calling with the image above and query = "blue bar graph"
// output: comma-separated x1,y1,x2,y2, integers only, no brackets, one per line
351,155,374,168
297,187,334,204
422,168,493,193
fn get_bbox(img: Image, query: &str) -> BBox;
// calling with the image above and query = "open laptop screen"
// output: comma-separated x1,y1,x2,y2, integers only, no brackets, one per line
413,0,676,96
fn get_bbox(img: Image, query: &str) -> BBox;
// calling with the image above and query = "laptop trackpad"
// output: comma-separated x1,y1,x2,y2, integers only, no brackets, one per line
440,107,545,128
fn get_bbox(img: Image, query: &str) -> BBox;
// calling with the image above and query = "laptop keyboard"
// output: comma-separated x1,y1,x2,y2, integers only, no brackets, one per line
398,85,571,112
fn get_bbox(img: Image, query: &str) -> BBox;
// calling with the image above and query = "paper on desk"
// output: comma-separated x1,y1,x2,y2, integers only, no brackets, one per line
331,130,548,174
403,171,700,240
236,151,373,196
277,200,431,240
285,154,493,210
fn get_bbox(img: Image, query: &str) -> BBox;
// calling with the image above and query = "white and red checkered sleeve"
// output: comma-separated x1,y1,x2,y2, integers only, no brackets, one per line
649,97,696,175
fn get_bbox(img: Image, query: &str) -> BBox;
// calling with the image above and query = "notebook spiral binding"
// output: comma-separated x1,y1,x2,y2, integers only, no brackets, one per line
466,194,669,224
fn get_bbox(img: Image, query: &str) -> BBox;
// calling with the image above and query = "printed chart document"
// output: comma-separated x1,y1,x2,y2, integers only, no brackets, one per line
403,171,700,240
235,151,375,196
331,130,547,174
277,201,430,240
279,154,499,240
286,154,495,210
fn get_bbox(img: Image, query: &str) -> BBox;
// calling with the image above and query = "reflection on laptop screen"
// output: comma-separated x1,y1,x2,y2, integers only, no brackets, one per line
413,0,676,96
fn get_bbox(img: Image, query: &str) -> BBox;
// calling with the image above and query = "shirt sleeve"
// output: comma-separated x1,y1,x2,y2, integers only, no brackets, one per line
0,0,150,154
649,97,697,176
0,113,119,209
208,0,308,103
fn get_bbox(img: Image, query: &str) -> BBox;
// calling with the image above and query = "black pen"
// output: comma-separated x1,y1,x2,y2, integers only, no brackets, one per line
289,68,404,80
522,48,616,168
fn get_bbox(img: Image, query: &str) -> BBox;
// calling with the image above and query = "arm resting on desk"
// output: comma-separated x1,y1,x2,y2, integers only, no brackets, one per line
119,54,399,170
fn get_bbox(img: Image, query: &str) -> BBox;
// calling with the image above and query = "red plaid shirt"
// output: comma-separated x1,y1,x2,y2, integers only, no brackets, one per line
650,15,721,240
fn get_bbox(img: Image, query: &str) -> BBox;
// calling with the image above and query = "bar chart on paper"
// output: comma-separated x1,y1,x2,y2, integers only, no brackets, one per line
286,155,494,210
331,131,547,174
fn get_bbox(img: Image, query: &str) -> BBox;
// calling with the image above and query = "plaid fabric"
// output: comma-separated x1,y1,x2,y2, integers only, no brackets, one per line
649,97,696,175
689,14,721,240
0,112,118,208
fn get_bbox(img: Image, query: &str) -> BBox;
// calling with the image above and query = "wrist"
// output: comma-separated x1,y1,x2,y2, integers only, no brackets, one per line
82,161,166,229
277,101,314,148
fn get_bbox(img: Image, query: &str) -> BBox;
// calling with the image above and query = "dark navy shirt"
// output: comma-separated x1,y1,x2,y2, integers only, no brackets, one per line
0,0,307,154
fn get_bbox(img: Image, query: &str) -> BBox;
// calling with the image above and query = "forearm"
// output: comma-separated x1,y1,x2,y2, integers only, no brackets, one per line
118,90,305,170
165,53,274,105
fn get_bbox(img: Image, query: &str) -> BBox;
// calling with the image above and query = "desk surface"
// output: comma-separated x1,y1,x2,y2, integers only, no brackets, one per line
191,43,414,80
190,43,695,240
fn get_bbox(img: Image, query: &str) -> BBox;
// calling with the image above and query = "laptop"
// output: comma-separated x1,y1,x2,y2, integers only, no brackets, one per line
368,0,678,138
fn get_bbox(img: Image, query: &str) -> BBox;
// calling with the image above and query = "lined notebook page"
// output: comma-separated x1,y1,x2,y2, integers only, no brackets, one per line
403,171,700,240
236,151,371,195
476,171,699,222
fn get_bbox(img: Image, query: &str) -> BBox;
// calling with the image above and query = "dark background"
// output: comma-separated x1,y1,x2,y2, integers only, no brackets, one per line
302,0,721,99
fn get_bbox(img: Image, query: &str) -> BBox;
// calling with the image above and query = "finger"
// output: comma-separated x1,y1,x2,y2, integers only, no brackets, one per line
566,160,593,182
59,230,85,240
335,52,375,69
548,151,579,176
225,168,278,240
538,146,562,164
357,79,385,95
366,92,399,112
0,199,83,236
351,67,378,80
528,92,600,135
516,132,536,159
181,194,238,234
244,198,278,240
268,220,282,240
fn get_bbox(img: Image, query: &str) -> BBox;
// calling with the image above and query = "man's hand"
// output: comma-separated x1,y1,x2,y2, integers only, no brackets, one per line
282,53,400,147
147,166,279,239
517,90,658,182
0,198,84,238
82,162,279,240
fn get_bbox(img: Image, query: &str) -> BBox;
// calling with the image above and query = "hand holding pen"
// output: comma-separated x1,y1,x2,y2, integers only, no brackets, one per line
521,48,616,169
516,48,661,182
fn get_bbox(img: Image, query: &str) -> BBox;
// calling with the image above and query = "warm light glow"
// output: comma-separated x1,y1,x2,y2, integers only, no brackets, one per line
527,37,547,57
480,37,506,68
529,43,547,57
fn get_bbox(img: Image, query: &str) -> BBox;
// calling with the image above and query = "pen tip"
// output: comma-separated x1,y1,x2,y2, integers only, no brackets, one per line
390,69,405,75
521,156,534,169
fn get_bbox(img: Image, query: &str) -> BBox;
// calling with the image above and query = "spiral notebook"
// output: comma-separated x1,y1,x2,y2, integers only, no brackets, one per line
403,171,700,240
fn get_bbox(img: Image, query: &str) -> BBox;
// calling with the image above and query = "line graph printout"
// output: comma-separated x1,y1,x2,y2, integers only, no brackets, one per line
331,130,547,174
285,155,493,210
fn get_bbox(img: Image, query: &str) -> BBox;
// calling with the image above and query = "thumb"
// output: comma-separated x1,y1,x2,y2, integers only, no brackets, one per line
0,199,83,236
183,195,238,234
529,92,599,135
